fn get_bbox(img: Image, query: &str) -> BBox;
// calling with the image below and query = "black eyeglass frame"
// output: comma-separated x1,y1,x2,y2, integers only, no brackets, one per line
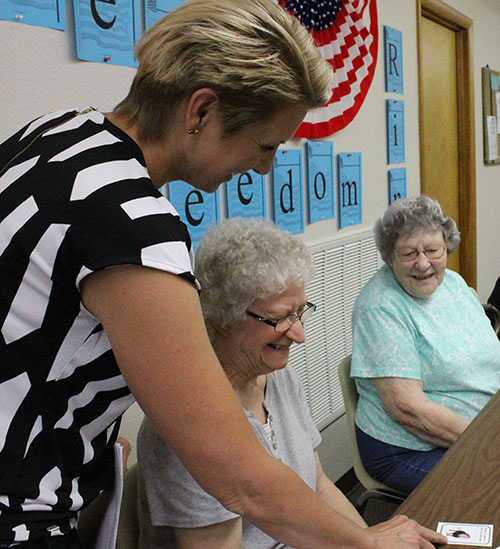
245,301,316,332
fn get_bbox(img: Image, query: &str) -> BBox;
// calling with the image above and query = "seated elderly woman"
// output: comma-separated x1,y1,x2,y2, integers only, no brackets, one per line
136,218,368,548
351,195,500,495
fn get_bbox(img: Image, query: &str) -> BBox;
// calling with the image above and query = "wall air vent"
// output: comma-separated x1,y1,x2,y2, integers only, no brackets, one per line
289,230,383,430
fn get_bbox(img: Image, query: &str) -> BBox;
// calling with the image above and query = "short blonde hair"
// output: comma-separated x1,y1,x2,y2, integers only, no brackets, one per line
114,0,332,142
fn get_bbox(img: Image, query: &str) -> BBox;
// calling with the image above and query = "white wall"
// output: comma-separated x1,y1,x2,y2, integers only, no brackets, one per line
2,0,500,480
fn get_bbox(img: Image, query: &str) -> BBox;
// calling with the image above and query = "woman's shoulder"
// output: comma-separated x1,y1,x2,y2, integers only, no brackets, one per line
267,366,308,408
441,269,475,295
444,268,466,283
361,265,398,292
439,269,484,311
355,265,403,309
269,365,301,391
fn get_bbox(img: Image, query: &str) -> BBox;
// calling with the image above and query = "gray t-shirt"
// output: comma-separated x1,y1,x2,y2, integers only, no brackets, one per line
137,365,321,548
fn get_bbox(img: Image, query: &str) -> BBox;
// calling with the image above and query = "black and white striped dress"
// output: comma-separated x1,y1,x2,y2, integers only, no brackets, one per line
0,108,196,543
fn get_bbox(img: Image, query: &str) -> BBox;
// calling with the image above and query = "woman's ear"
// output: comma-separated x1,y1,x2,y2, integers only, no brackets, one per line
209,319,229,338
184,88,219,133
211,318,242,342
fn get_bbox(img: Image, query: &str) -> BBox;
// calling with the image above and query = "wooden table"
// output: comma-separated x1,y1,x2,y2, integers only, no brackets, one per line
395,389,500,548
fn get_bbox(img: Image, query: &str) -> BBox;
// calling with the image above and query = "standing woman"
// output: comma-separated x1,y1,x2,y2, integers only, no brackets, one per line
0,1,445,547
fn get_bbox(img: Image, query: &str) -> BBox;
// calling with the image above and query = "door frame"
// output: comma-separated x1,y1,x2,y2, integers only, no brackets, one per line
417,0,476,287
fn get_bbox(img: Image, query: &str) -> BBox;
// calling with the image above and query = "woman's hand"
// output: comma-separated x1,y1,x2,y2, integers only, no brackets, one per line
368,515,447,548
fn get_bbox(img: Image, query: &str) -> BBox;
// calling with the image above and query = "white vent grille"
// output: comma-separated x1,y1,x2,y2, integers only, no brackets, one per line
288,230,383,430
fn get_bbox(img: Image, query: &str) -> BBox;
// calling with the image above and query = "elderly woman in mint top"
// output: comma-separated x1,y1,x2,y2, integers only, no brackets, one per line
351,195,500,495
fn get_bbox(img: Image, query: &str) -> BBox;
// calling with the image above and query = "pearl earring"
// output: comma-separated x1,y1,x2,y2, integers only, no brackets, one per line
187,129,199,135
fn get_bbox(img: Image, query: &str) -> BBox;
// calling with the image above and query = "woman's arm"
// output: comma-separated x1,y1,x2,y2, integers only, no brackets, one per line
374,377,470,447
81,265,447,549
314,452,367,528
173,518,242,549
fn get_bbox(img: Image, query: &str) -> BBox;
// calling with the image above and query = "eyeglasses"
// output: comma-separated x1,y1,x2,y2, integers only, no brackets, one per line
246,301,316,332
395,245,446,263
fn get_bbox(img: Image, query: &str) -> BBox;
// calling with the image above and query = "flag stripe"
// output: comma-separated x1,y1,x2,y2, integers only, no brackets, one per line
279,0,378,138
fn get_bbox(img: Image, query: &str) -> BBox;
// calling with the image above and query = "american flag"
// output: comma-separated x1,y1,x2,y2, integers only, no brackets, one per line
278,0,379,138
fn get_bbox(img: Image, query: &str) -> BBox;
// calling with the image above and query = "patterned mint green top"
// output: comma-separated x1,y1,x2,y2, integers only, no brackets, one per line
351,264,500,451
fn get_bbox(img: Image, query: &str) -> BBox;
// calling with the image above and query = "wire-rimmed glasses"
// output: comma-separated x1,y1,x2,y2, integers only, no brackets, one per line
395,245,446,263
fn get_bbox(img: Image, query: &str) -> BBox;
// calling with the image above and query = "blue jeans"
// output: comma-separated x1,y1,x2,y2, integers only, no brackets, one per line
355,425,446,495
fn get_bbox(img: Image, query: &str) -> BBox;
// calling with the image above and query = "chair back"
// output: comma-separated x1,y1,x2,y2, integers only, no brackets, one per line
338,355,398,492
116,462,139,548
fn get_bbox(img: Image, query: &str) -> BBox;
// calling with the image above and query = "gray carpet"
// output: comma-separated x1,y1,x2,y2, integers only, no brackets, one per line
347,484,402,526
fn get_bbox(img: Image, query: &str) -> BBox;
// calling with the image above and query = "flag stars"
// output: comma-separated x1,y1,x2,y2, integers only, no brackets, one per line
282,0,343,30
